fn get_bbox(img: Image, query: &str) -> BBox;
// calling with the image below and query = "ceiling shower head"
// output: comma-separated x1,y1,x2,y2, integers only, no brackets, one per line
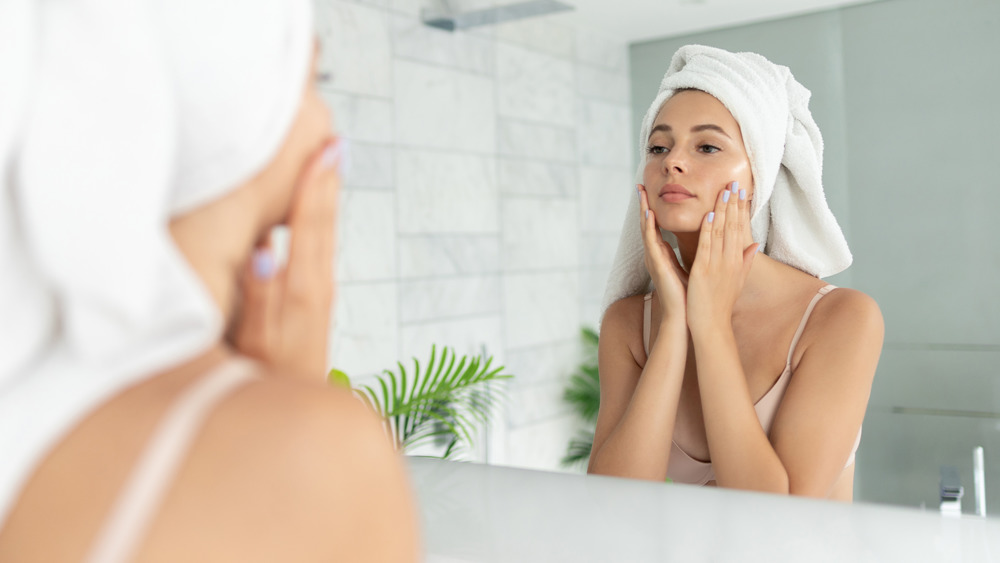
422,0,574,32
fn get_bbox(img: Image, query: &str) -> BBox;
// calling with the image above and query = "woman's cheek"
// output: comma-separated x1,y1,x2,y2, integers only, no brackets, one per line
730,158,752,187
642,159,659,187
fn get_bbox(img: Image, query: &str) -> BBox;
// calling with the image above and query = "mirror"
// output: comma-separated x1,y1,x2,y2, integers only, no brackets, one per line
317,0,1000,516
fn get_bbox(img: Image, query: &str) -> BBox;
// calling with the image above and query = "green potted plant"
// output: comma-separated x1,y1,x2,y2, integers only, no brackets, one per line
561,327,600,469
330,345,511,460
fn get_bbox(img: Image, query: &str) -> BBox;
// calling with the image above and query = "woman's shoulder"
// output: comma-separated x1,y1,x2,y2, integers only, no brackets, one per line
601,293,647,335
774,262,882,335
815,286,883,330
599,294,649,363
798,285,884,365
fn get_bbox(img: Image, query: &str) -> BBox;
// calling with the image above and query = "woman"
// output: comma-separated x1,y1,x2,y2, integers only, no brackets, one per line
0,1,418,561
588,45,883,500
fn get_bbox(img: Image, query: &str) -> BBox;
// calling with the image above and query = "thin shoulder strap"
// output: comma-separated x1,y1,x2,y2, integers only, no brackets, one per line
85,358,258,563
643,292,652,356
785,285,837,368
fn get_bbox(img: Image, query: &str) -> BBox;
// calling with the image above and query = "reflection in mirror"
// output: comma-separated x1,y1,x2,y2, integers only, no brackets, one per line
588,45,880,503
319,0,1000,516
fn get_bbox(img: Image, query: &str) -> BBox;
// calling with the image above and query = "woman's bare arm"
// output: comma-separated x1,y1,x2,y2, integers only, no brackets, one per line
587,298,688,480
693,289,881,494
769,289,883,496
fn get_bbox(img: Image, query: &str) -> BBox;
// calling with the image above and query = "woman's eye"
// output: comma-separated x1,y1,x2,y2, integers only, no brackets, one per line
699,144,721,154
647,145,668,155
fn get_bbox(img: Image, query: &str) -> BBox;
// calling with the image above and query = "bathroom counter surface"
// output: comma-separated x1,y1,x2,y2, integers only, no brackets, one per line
409,458,1000,562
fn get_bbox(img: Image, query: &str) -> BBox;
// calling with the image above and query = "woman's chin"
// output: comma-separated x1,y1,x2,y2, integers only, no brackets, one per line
654,215,702,234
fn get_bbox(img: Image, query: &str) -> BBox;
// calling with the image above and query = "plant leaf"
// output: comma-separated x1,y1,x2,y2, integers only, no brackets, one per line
560,429,595,468
358,344,514,460
327,368,351,387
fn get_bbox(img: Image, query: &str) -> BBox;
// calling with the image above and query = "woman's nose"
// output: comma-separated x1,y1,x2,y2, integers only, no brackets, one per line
662,150,686,175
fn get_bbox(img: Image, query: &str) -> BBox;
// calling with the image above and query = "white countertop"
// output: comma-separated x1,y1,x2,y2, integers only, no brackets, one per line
408,458,1000,562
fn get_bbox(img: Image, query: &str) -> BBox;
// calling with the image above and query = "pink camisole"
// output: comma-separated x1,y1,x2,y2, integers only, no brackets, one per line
642,284,862,486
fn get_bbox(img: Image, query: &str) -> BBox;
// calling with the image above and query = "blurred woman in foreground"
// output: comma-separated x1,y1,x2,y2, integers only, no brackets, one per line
0,1,418,560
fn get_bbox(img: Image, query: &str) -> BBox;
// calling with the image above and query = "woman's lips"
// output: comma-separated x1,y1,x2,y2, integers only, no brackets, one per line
658,184,695,203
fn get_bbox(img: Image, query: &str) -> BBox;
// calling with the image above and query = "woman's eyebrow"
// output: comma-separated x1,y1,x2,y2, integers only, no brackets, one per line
649,123,731,139
691,124,731,138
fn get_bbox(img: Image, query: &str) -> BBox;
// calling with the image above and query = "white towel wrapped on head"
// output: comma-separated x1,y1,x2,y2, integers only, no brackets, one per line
601,45,852,317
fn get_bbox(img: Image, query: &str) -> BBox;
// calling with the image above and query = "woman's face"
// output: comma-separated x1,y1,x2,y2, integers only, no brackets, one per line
642,89,752,233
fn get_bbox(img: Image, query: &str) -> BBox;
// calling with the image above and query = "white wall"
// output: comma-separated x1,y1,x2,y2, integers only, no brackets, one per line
316,0,634,471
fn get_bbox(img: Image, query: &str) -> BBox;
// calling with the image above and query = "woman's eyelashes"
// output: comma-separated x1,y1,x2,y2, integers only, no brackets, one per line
645,143,722,156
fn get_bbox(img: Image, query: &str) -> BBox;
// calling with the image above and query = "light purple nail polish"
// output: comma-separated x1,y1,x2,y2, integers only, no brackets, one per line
322,140,343,169
732,180,739,191
253,249,276,280
707,212,715,223
722,190,730,203
645,209,649,219
739,189,747,201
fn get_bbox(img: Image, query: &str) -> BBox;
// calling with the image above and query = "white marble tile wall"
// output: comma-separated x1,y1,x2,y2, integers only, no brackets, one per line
337,190,397,282
503,271,580,349
330,281,399,379
398,235,500,278
497,119,575,161
395,149,499,233
393,60,496,151
399,275,501,323
316,0,631,471
497,158,576,197
501,198,578,271
315,2,393,97
496,43,575,126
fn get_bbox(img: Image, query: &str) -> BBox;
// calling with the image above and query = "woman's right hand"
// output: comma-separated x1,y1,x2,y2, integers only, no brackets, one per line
231,138,342,379
638,184,688,321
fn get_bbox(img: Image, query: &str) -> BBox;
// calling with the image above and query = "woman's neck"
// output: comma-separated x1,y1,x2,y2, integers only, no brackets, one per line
674,231,700,273
673,229,774,307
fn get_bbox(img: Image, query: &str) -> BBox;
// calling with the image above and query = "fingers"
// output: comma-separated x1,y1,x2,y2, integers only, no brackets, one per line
696,181,744,267
280,138,342,375
724,181,741,261
638,184,661,252
234,245,280,361
696,199,714,265
712,182,734,254
285,138,341,308
637,184,648,231
736,181,749,239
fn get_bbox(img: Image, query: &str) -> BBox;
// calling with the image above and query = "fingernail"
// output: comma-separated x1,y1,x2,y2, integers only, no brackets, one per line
253,249,277,280
645,209,649,219
636,184,642,194
756,246,763,255
732,181,739,192
722,190,730,203
739,189,746,201
322,138,343,169
707,212,715,223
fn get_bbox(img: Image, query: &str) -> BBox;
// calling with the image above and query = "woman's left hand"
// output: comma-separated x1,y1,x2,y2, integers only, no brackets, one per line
686,181,760,333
